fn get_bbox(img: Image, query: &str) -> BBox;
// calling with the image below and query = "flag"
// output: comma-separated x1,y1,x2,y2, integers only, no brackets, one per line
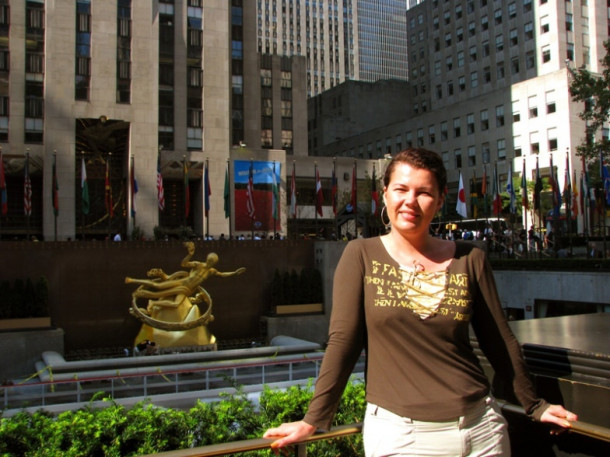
481,165,488,216
563,156,571,218
331,165,338,216
492,164,502,215
223,164,230,218
0,150,7,215
456,171,468,218
572,170,579,218
271,162,279,220
81,157,90,215
290,162,297,218
204,161,211,217
506,162,516,214
371,165,379,215
470,171,478,219
534,157,543,211
130,157,138,218
315,165,323,217
24,154,32,216
521,160,529,210
601,152,610,205
52,154,59,216
105,159,113,217
184,159,190,218
246,160,255,218
548,155,561,217
157,157,165,211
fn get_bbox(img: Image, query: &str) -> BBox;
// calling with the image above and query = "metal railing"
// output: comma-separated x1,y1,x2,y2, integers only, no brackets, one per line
140,401,610,457
2,352,365,412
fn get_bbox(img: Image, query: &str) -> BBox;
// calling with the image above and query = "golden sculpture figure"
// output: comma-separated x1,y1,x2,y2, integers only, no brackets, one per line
125,242,245,349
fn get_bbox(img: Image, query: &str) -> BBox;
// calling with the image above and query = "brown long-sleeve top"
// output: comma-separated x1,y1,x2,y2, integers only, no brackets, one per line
303,238,548,431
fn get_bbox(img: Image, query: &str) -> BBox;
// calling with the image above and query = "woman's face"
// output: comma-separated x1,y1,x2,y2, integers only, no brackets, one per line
383,162,445,235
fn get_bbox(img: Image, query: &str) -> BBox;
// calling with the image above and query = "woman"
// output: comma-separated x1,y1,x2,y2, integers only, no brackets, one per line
264,148,577,456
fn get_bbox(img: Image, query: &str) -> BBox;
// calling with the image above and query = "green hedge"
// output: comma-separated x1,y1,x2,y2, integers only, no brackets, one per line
0,380,365,457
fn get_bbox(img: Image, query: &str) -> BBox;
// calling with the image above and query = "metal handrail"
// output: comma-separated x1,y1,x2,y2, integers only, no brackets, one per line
140,423,363,457
140,402,610,457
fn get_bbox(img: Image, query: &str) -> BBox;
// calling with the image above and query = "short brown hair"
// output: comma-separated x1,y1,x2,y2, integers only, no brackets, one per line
383,148,447,195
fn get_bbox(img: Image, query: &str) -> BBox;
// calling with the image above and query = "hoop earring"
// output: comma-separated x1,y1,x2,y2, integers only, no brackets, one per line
380,206,391,229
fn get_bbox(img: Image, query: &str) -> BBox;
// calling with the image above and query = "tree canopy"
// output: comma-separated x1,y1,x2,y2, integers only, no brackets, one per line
568,40,610,164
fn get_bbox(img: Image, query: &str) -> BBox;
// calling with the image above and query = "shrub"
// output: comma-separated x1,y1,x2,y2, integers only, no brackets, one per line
0,380,365,456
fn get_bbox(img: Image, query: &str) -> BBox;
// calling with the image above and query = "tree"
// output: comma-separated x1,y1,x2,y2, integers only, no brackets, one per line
568,40,610,163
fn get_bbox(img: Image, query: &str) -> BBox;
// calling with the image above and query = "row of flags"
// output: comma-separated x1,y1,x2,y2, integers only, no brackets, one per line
455,155,610,220
2,153,610,224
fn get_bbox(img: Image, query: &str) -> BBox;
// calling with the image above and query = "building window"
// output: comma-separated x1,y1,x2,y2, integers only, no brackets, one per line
548,127,558,151
496,105,505,127
469,45,477,62
470,71,478,88
494,8,502,25
417,128,424,146
497,139,506,161
458,76,466,92
546,90,556,114
467,113,475,134
526,50,535,69
482,142,490,164
495,34,504,52
468,146,476,166
117,0,132,103
428,125,436,144
447,80,454,95
484,66,491,83
454,149,462,168
508,2,517,19
481,15,488,31
453,117,461,137
542,45,551,63
512,100,520,122
457,51,464,67
511,57,520,75
509,28,518,46
540,15,550,34
524,22,533,40
566,42,574,61
441,121,448,140
446,55,453,71
497,61,505,79
480,109,489,130
566,13,573,31
514,135,522,157
530,131,540,154
468,21,476,37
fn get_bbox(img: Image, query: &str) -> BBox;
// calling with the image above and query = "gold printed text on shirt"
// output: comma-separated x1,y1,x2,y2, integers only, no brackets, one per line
398,267,447,319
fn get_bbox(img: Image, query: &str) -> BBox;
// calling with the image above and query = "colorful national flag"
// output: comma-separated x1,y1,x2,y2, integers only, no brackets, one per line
492,164,502,216
521,160,529,210
184,159,190,218
563,156,571,217
105,158,114,217
506,162,516,214
481,165,488,216
331,165,338,216
204,160,211,217
470,171,478,219
246,160,255,218
130,157,138,218
315,165,323,217
157,157,165,211
572,170,579,218
290,162,297,218
223,164,230,219
534,157,543,211
456,171,468,218
271,162,279,220
580,171,586,214
0,150,7,215
81,156,90,215
601,152,610,206
52,153,59,216
548,155,561,217
24,154,32,216
371,165,379,215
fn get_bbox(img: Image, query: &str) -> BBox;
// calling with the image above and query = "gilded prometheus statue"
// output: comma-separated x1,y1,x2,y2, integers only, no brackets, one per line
125,242,245,349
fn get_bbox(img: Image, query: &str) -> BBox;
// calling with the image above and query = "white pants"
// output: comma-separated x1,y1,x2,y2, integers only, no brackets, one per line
363,397,510,457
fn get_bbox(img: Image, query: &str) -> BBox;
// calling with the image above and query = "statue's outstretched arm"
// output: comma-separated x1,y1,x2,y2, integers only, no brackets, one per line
213,267,246,278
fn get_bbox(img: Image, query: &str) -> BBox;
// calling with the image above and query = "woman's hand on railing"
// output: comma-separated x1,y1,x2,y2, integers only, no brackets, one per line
540,404,579,435
263,420,317,452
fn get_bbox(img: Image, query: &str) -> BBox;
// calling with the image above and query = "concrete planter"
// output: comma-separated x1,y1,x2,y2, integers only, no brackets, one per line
0,317,51,331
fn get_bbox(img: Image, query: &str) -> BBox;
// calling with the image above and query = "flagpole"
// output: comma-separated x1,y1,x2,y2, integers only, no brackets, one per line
273,161,277,237
53,151,58,241
25,149,31,239
107,152,112,241
565,151,573,256
600,151,607,258
131,155,136,237
522,159,528,258
81,151,86,240
205,158,210,238
354,160,358,237
314,162,318,232
226,159,232,239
